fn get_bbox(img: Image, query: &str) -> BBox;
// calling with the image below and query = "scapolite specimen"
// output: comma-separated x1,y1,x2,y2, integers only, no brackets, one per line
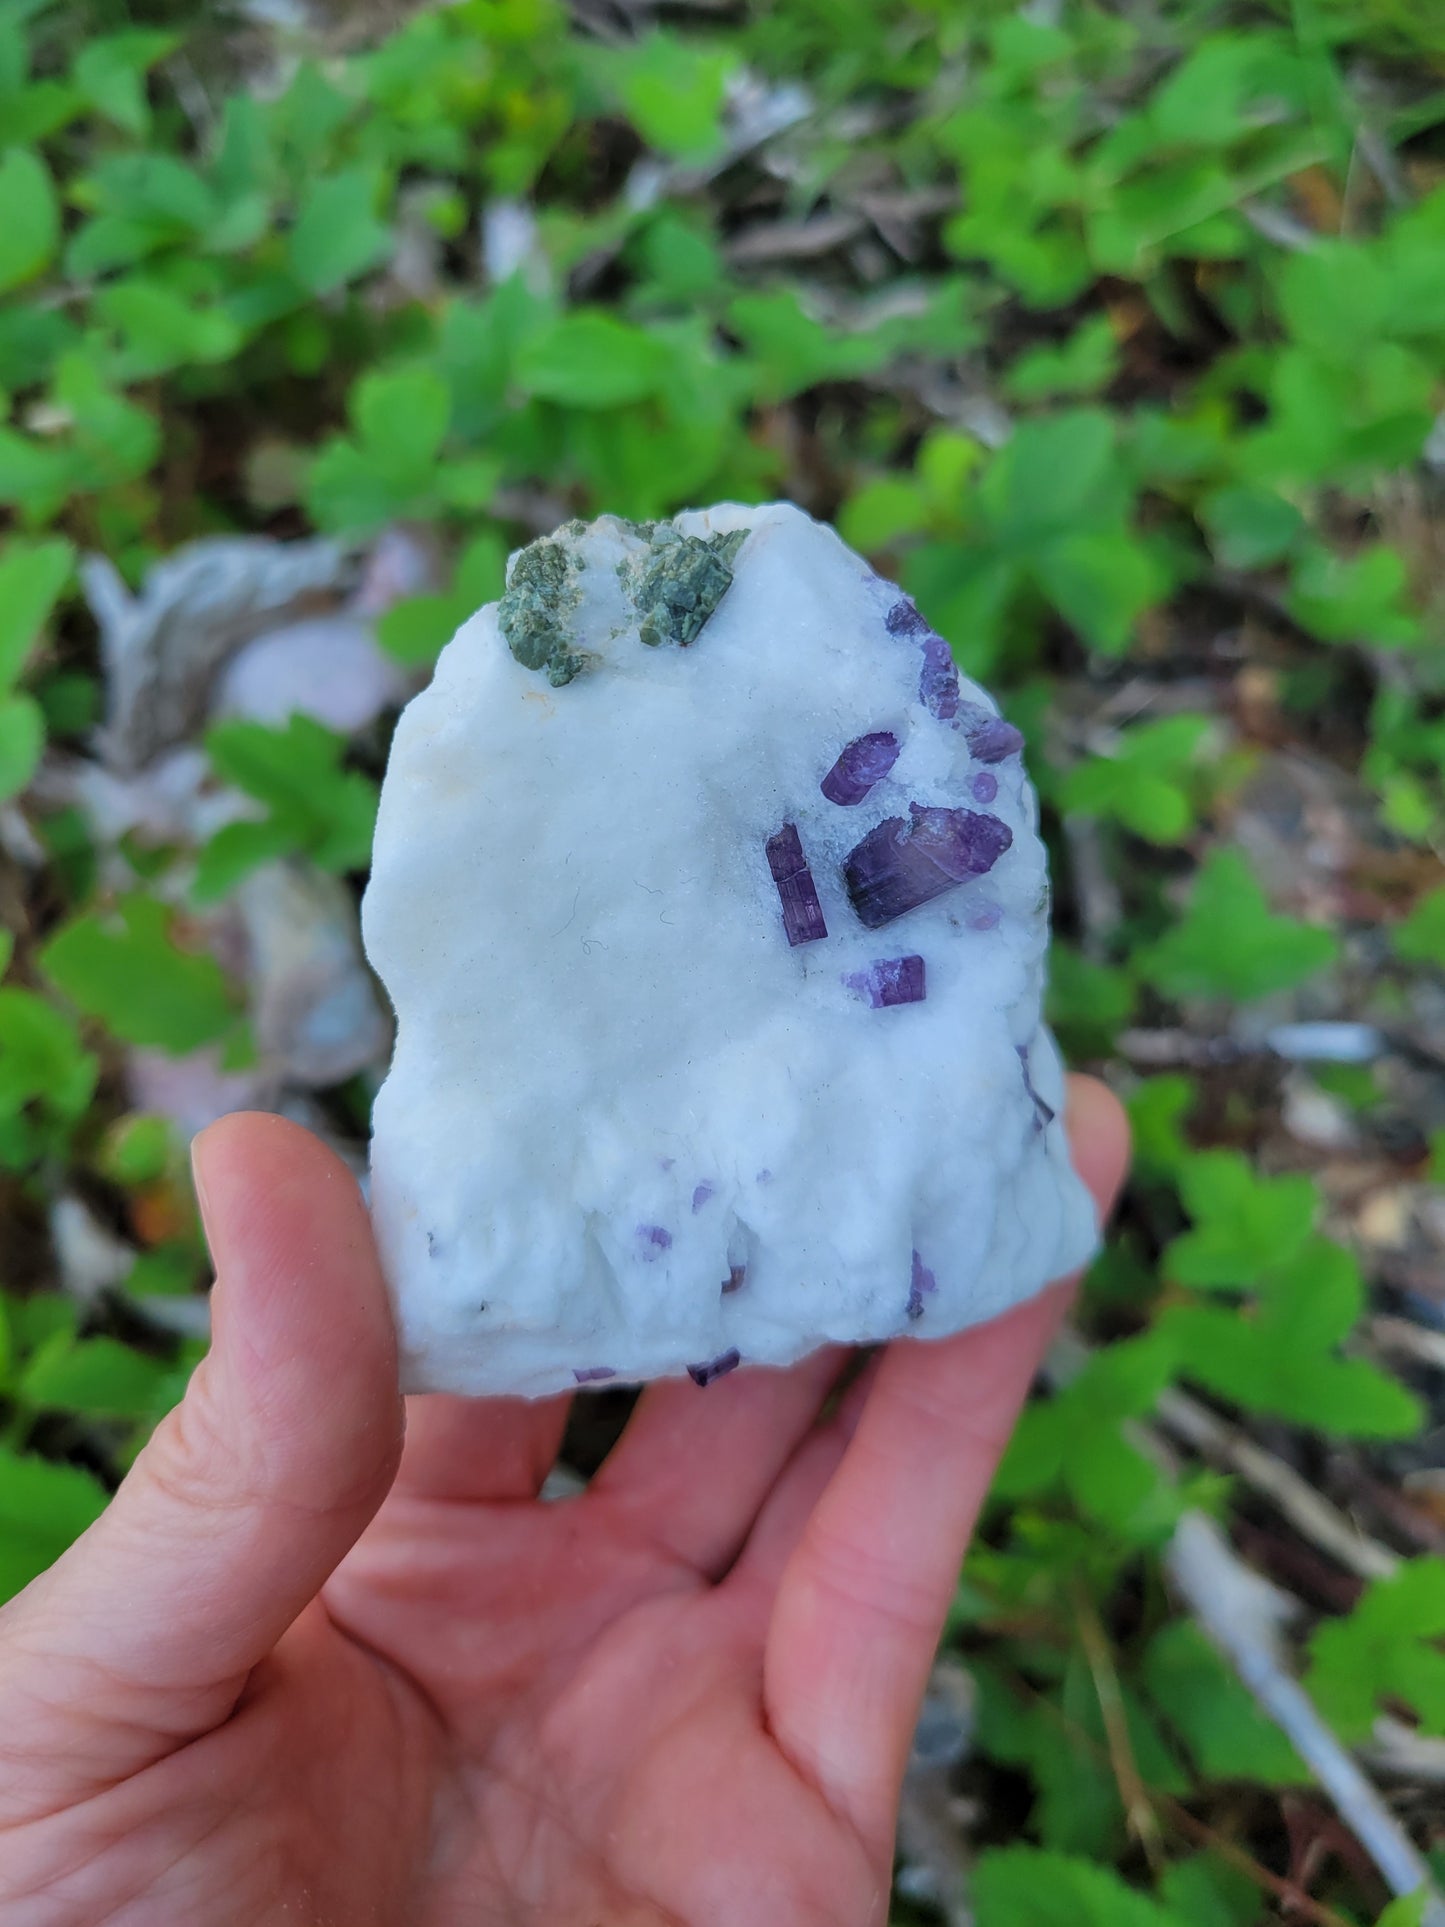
363,504,1096,1397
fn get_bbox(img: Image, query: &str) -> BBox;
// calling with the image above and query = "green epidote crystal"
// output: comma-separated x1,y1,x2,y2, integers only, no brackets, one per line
630,525,746,648
497,533,590,687
500,519,747,686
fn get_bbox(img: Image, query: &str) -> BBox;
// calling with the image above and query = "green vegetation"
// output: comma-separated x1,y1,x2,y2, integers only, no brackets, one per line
1,0,1443,1920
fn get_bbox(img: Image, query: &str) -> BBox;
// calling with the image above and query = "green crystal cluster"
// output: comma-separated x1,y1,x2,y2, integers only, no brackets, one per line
631,525,746,648
496,531,590,687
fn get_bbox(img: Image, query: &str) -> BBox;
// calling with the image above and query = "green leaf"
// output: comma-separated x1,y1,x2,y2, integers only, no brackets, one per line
1061,716,1212,843
95,279,244,378
1003,316,1120,402
727,290,888,402
1034,527,1164,654
377,531,506,667
981,410,1120,544
74,29,177,135
1159,1855,1269,1927
514,311,668,408
42,896,236,1054
1142,849,1339,1003
1168,1151,1316,1288
0,1447,108,1604
974,1847,1189,1927
288,168,391,295
198,715,378,890
1288,543,1419,648
306,365,458,534
1395,889,1445,966
0,146,58,292
20,1335,172,1419
98,1112,173,1186
1375,1893,1430,1927
0,692,43,799
1201,485,1305,569
1308,1558,1445,1742
1046,946,1136,1058
0,985,97,1120
1127,1076,1195,1181
616,34,733,158
1143,1621,1308,1784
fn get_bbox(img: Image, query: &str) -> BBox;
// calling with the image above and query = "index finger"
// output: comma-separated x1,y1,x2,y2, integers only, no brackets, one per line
760,1074,1130,1852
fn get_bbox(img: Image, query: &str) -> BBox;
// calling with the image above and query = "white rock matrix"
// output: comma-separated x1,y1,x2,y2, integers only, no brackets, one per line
362,503,1097,1397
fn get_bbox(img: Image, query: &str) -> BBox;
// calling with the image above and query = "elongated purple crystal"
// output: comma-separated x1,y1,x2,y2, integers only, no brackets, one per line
821,731,900,806
960,703,1024,763
884,597,960,720
918,633,960,721
573,1365,616,1384
766,821,828,945
688,1347,741,1387
905,1250,937,1322
1017,1043,1056,1133
844,804,1012,929
844,953,926,1009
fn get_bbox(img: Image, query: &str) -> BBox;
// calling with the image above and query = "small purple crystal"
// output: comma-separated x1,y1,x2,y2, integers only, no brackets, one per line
723,1265,746,1294
639,1223,673,1253
960,703,1024,764
573,1365,616,1384
971,770,998,804
844,953,926,1009
918,632,960,721
692,1181,715,1213
905,1250,938,1322
765,821,828,946
885,597,931,639
820,731,900,806
688,1347,741,1387
844,804,1013,929
968,898,1002,932
1017,1043,1056,1133
884,596,961,720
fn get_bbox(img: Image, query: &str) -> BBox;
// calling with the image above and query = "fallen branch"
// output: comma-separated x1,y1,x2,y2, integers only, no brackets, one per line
1153,1384,1401,1582
1166,1514,1445,1927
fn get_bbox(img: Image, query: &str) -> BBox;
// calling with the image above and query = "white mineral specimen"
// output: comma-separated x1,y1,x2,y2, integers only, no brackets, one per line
363,504,1097,1397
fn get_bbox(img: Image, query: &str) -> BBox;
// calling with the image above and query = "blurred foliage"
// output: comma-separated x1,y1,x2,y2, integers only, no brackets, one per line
0,0,1444,1922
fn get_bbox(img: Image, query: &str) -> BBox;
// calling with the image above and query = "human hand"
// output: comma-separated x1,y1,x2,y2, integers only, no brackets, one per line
0,1076,1127,1927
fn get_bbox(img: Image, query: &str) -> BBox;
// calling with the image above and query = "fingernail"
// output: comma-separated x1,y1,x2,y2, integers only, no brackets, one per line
190,1128,219,1247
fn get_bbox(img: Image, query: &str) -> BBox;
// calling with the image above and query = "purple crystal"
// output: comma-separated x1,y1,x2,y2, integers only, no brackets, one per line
723,1265,746,1294
573,1365,616,1384
905,1250,938,1322
844,953,926,1009
692,1181,715,1213
968,898,1002,931
765,822,828,946
639,1223,672,1254
918,633,961,721
843,804,1013,929
1017,1043,1056,1133
971,771,998,804
960,703,1024,764
821,731,900,806
885,597,931,639
687,1347,741,1387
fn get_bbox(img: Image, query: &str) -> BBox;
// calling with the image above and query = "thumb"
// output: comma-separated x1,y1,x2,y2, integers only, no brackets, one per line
0,1112,402,1816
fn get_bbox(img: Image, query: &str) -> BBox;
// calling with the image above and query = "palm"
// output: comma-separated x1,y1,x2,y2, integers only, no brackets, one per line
0,1093,1126,1927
